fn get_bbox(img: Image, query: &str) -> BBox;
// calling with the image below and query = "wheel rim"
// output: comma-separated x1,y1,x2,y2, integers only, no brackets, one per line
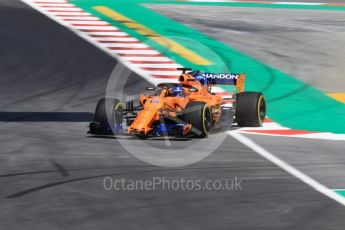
203,107,212,133
258,96,266,123
113,103,123,127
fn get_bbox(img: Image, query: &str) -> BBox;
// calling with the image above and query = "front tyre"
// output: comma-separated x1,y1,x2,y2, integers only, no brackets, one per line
184,101,212,138
94,98,123,131
235,92,266,127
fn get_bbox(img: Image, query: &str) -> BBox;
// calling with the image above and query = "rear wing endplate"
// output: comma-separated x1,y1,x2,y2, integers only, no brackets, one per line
202,73,246,93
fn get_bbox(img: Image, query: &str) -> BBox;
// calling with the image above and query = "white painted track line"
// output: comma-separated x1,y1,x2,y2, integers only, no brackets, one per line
50,12,92,16
72,26,118,30
100,43,149,48
60,16,100,20
142,70,181,75
95,37,139,42
120,57,173,62
85,31,128,36
228,131,345,206
293,133,345,140
135,63,182,68
46,8,83,12
67,21,110,25
38,3,74,7
109,49,159,55
240,122,288,131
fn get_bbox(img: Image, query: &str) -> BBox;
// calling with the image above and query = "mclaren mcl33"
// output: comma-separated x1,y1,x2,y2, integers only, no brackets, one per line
88,68,266,138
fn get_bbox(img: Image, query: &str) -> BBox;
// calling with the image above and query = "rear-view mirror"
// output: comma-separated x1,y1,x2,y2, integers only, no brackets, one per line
146,87,156,91
189,88,198,92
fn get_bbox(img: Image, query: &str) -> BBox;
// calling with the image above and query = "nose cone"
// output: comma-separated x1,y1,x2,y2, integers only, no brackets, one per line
128,97,162,135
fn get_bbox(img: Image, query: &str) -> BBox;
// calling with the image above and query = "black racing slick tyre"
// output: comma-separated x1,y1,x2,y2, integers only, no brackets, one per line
184,101,212,138
235,92,266,127
94,98,123,128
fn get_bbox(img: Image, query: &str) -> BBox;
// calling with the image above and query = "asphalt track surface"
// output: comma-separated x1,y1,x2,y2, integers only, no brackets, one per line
1,1,345,229
147,4,345,92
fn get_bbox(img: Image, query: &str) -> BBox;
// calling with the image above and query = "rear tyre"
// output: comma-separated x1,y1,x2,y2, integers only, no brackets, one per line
94,98,123,129
184,101,212,138
235,92,266,127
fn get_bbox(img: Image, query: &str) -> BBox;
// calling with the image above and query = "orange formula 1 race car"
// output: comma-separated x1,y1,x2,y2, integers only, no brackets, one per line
88,68,266,138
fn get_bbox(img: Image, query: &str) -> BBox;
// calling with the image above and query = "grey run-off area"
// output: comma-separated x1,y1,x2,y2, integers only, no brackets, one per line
146,4,345,92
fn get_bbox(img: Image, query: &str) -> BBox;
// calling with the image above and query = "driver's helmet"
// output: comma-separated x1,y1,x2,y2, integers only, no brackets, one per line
172,86,184,97
195,74,207,86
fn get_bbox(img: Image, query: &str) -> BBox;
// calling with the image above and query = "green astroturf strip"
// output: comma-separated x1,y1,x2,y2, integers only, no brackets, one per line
71,0,345,133
335,190,345,198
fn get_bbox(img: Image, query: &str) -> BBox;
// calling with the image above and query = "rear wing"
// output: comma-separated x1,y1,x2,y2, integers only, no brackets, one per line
202,73,246,93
